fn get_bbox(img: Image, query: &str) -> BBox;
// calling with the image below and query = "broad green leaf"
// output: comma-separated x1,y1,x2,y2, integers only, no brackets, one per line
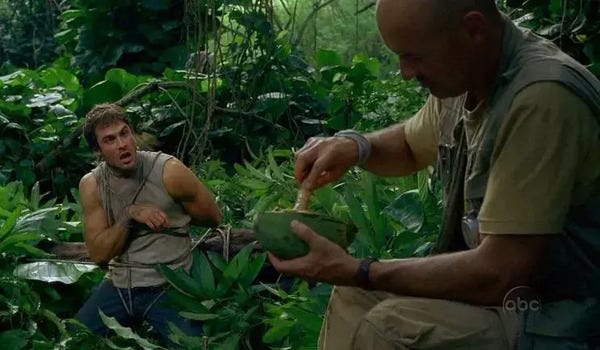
222,244,253,282
155,264,205,298
216,333,240,350
83,81,122,109
364,174,388,248
99,310,165,349
0,232,42,252
0,207,21,241
26,92,63,108
267,151,284,182
13,207,60,234
0,100,31,117
159,121,185,137
164,289,208,314
315,49,343,68
239,179,270,190
166,322,204,348
191,250,216,296
352,54,380,77
13,242,49,257
40,68,80,93
262,319,294,343
238,252,266,287
383,189,424,232
343,188,373,249
13,261,98,284
105,68,144,94
0,330,29,350
287,305,323,333
206,251,226,272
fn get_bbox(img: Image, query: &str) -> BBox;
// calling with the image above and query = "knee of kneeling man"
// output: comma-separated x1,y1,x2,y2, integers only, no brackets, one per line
357,298,436,345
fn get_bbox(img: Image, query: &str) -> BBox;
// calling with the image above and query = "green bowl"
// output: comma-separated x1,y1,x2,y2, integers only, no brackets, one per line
253,210,357,259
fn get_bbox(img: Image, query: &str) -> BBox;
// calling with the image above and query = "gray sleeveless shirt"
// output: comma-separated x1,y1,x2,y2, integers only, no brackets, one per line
91,151,193,288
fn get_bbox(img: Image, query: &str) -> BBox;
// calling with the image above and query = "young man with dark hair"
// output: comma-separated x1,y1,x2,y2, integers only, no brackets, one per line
76,103,222,346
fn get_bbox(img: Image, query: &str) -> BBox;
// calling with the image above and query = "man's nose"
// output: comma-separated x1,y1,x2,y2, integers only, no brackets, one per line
116,136,126,148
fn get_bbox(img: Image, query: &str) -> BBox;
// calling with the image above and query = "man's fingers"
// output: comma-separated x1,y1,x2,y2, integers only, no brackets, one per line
294,138,324,185
156,211,169,226
291,220,320,244
268,251,304,275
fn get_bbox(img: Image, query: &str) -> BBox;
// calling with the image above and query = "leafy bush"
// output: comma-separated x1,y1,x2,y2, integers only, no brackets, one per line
0,0,62,69
0,182,103,349
0,67,91,195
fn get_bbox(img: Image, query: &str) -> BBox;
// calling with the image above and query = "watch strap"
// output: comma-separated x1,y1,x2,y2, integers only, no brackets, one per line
355,258,378,290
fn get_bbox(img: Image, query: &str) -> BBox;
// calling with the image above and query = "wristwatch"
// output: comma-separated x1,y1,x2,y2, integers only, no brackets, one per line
355,258,378,290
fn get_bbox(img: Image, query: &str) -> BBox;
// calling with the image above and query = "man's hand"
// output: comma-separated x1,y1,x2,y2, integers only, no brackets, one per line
127,204,169,231
268,220,360,286
294,137,359,191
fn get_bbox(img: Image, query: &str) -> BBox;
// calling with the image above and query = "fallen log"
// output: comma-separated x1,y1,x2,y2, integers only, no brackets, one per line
36,227,261,263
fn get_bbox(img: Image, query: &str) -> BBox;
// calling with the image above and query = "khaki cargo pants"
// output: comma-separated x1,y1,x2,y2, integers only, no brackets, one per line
318,287,519,350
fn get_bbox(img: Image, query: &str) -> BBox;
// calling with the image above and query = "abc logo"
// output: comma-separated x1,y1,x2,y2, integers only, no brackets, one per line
502,286,541,312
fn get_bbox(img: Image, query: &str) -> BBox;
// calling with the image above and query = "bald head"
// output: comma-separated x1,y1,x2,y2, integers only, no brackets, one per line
431,0,502,27
377,0,501,31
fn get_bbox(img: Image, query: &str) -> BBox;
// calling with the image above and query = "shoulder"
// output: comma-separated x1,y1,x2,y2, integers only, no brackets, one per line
501,81,595,138
162,157,199,200
79,172,100,205
162,156,187,175
79,172,98,190
511,81,593,116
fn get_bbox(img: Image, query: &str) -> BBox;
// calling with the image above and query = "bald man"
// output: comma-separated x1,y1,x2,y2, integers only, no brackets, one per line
269,0,600,349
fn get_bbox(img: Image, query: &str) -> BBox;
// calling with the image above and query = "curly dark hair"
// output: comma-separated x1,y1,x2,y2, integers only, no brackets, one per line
83,103,133,151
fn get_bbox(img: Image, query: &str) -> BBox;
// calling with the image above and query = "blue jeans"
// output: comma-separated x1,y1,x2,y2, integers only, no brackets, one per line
75,279,201,347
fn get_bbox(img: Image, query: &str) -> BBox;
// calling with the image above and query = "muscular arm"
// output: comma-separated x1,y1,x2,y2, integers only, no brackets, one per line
362,123,420,176
163,158,222,228
80,173,130,264
368,234,549,305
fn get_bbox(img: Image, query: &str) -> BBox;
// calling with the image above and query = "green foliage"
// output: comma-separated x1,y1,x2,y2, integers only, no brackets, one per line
156,246,269,349
0,0,62,69
504,0,600,74
0,67,91,195
261,282,331,349
0,181,103,349
274,0,398,74
55,0,187,83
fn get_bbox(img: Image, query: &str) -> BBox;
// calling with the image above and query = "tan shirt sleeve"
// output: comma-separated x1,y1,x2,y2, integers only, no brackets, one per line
479,82,599,234
404,95,442,168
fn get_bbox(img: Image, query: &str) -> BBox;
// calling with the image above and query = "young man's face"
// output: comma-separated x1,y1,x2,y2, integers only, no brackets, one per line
95,120,138,171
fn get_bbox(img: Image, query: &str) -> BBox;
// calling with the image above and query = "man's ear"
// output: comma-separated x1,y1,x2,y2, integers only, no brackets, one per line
461,11,488,43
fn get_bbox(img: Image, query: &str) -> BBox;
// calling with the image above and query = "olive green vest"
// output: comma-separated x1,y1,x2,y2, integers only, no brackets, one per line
91,151,193,288
434,18,600,342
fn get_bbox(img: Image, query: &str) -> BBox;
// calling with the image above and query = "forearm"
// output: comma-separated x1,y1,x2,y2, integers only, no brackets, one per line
368,250,509,305
86,216,130,264
362,124,421,176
